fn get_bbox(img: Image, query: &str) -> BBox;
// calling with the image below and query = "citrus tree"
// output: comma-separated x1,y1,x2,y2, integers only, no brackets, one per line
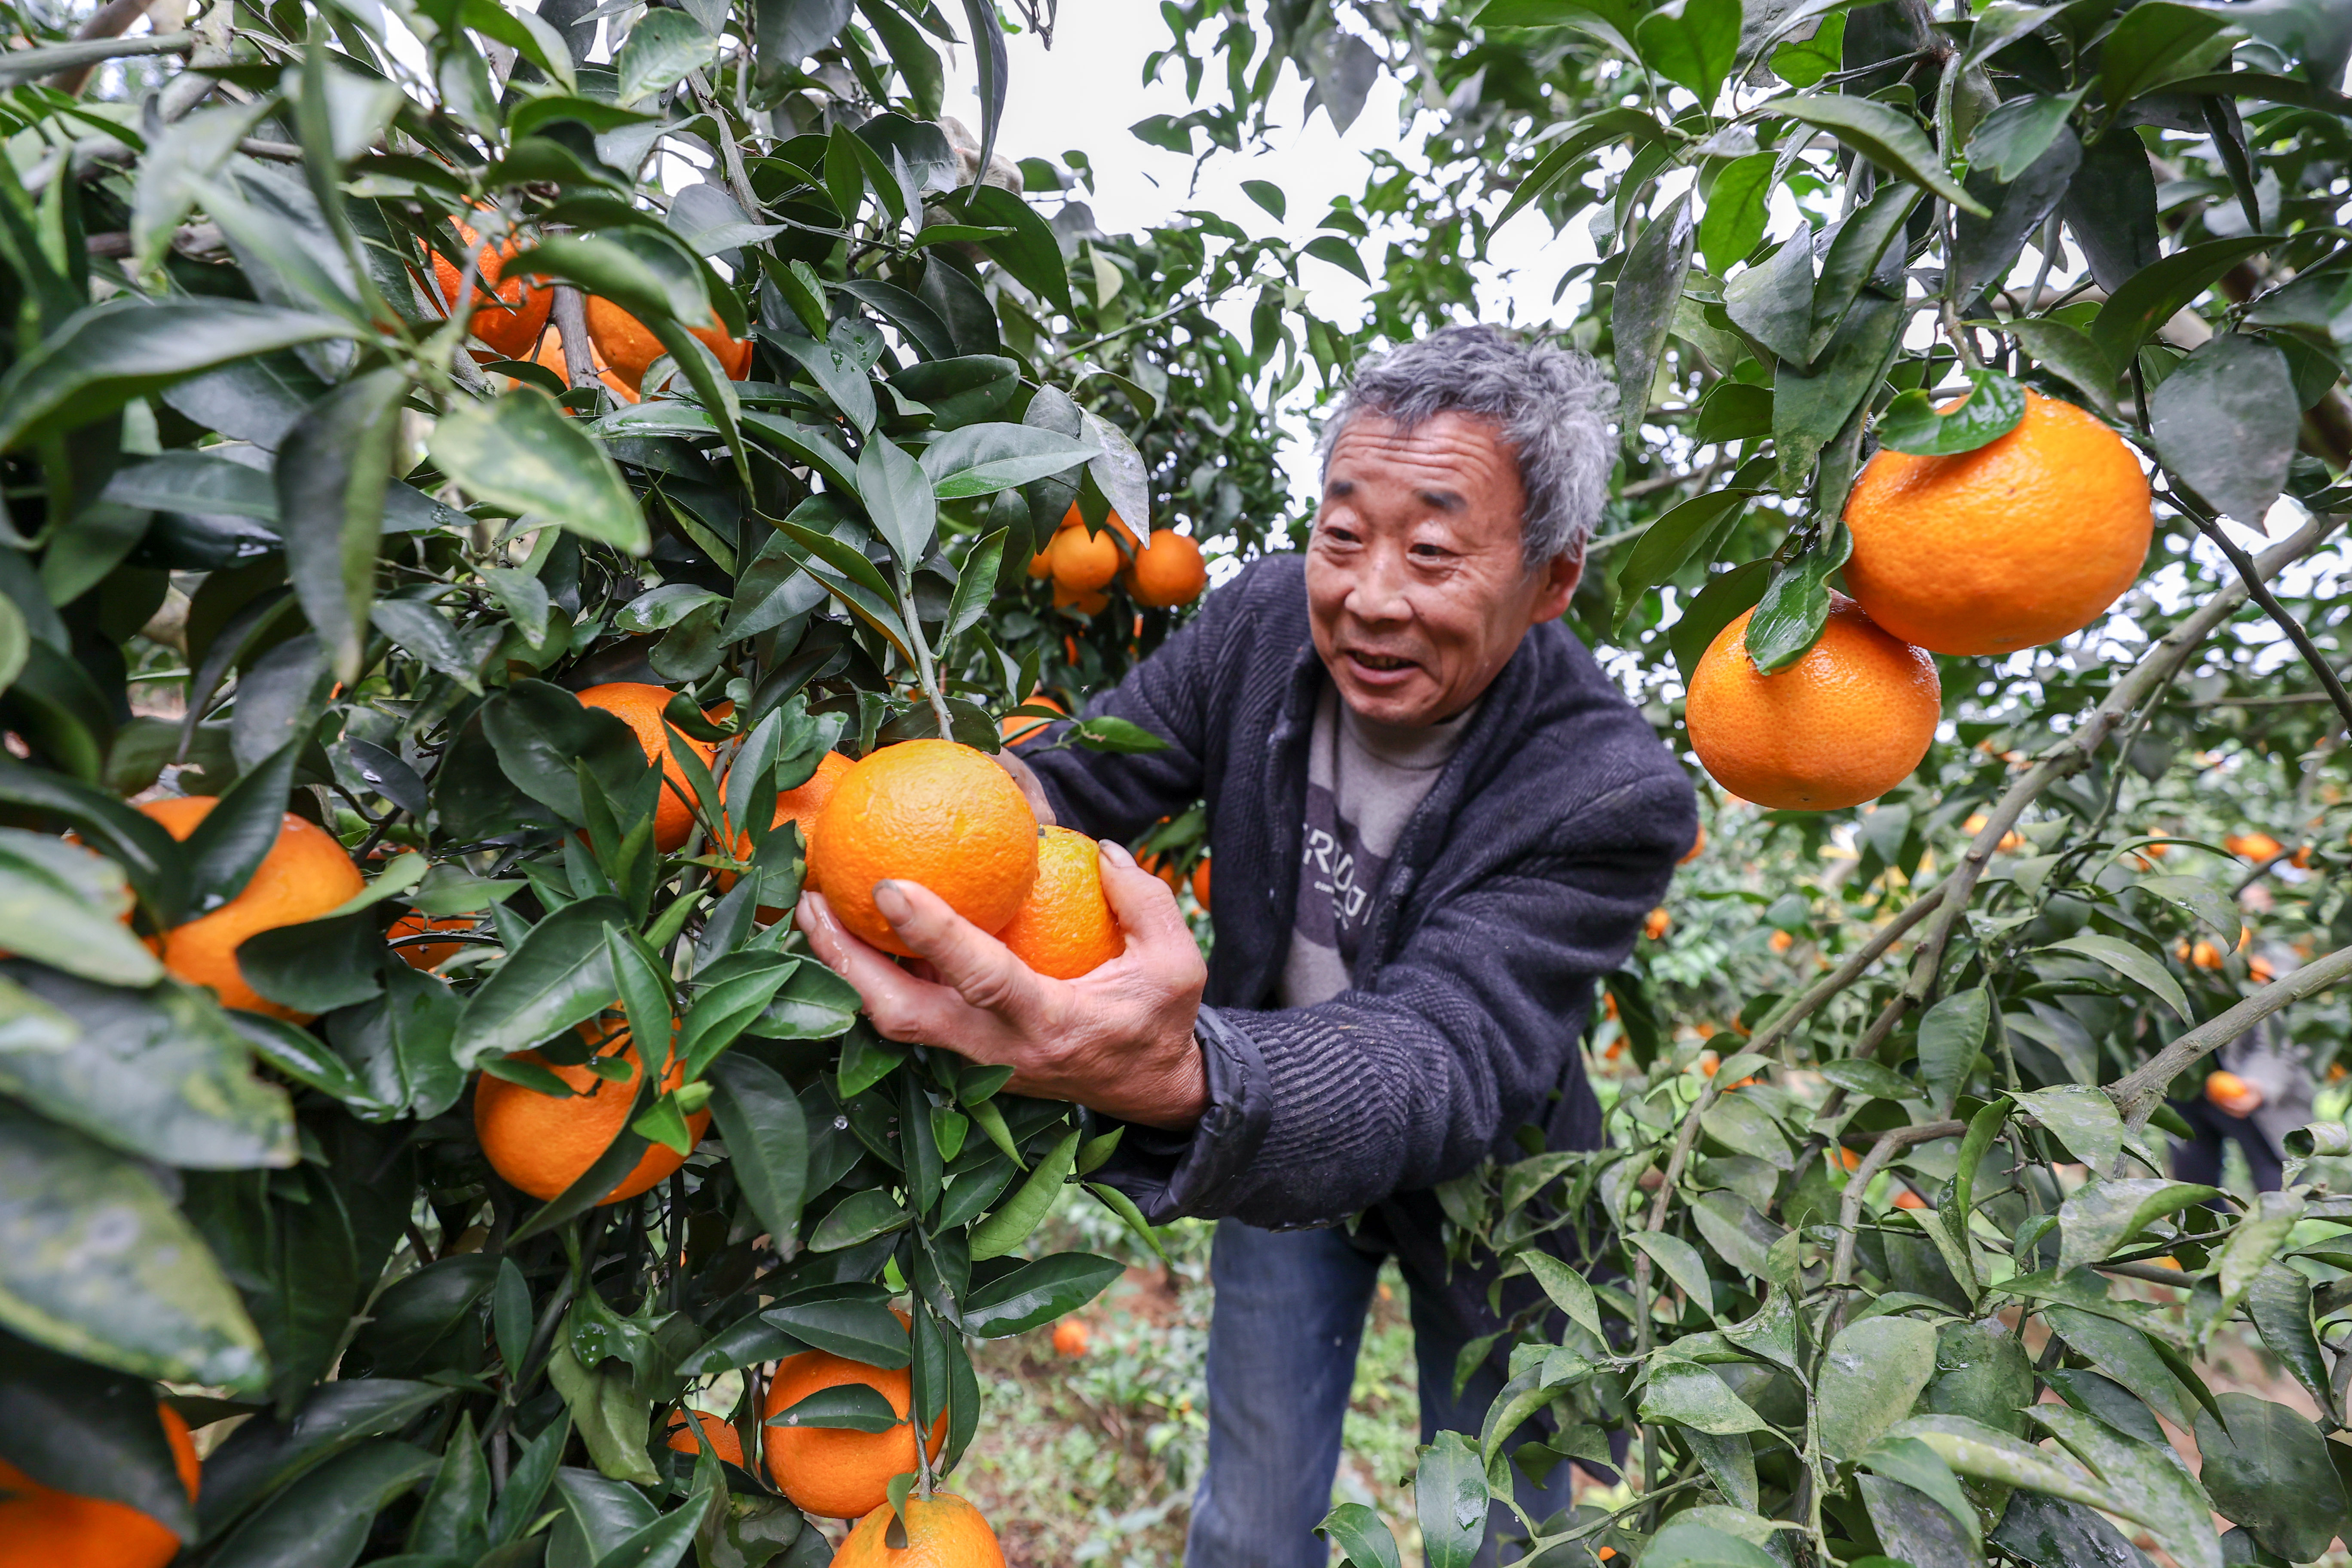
1143,3,2352,1566
0,0,1354,1559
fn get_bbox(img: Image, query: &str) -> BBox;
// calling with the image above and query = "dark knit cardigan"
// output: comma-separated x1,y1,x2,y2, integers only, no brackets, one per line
1022,554,1695,1280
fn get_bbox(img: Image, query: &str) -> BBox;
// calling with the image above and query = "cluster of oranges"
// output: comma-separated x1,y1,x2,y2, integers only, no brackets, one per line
135,682,1129,1209
1687,391,2152,812
0,1402,198,1568
1027,502,1207,617
428,218,754,405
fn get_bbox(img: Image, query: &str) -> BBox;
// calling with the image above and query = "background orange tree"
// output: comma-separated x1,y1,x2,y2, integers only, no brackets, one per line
1142,2,2352,1565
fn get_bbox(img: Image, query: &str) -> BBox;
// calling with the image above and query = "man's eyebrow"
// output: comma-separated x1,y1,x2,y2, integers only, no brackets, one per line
1417,488,1467,512
1325,478,1355,497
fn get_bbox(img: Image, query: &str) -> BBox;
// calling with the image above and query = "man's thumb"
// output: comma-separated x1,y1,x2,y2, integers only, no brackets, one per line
1096,840,1190,944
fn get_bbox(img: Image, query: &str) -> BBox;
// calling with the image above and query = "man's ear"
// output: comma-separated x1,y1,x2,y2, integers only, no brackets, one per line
1530,549,1582,622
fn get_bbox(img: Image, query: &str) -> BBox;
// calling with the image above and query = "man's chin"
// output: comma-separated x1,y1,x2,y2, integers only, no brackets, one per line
1335,669,1441,726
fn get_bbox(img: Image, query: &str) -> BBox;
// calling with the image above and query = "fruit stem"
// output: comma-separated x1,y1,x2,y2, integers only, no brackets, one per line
551,285,596,393
895,569,957,741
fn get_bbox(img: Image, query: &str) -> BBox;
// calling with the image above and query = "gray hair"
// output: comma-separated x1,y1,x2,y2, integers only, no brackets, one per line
1318,325,1614,564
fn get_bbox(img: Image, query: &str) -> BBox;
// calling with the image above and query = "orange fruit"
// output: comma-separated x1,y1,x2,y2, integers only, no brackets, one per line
138,796,365,1021
834,1494,1007,1568
524,326,638,404
1052,1319,1092,1357
1000,695,1063,748
1190,857,1210,906
576,683,717,853
432,217,551,360
762,1333,948,1519
1136,849,1182,893
473,1020,707,1204
806,740,1039,958
2226,832,2285,862
667,1409,747,1469
996,827,1122,980
1768,929,1794,954
1679,824,1706,864
1685,594,1941,812
2188,939,2224,970
1892,1187,1927,1210
1027,547,1054,579
0,1403,197,1568
1644,908,1671,940
1048,523,1121,593
585,296,754,393
1059,500,1137,545
389,911,473,970
1051,580,1110,615
719,751,851,920
1844,389,2151,655
1127,530,1207,608
2206,1069,2263,1116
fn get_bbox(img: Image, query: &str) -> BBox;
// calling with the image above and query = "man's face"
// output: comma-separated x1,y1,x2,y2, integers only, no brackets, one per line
1307,410,1583,727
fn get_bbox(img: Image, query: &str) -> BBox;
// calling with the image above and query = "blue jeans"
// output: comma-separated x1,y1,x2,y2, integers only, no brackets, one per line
1185,1219,1579,1567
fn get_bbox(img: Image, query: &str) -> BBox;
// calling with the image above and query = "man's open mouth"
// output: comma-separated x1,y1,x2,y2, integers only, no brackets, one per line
1348,651,1416,671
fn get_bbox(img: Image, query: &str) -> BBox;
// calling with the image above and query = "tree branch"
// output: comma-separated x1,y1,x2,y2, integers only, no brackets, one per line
2185,509,2352,733
2107,943,2352,1127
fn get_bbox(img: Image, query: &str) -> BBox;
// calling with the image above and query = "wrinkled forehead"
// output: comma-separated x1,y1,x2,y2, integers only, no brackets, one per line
1318,409,1523,517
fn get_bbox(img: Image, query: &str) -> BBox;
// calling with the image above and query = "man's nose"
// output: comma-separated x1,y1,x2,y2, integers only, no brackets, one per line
1345,544,1414,622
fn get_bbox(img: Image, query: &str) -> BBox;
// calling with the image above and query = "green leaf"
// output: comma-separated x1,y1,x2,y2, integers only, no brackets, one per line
1698,153,1774,273
0,1331,201,1537
1777,95,1987,215
2030,1404,2220,1568
1071,715,1172,754
1818,1060,1915,1102
205,1438,441,1568
2196,1393,2346,1561
616,7,718,103
1611,489,1752,629
2011,1083,2130,1172
0,828,159,985
2245,1263,2329,1412
1670,560,1772,684
919,422,1099,498
1893,1412,2120,1516
1416,1430,1490,1568
1775,289,1902,489
2148,332,2297,525
1819,1315,1939,1459
2045,932,2193,1022
2136,874,2241,947
545,1341,656,1485
449,896,628,1069
766,1383,900,1432
1877,366,2027,456
959,1251,1122,1337
1743,530,1848,676
765,328,879,435
1811,181,1923,361
1635,0,1741,103
1629,1230,1715,1315
1642,1521,1780,1568
964,184,1076,321
1770,11,1843,86
1316,1502,1402,1568
1859,1435,1981,1544
0,299,355,453
1613,192,1696,447
2101,0,2236,107
1917,987,1991,1115
808,1188,911,1251
1522,1252,1607,1343
969,1126,1080,1260
429,390,648,554
855,434,938,566
2002,315,2120,416
178,738,301,922
197,1379,452,1536
1243,180,1288,220
2088,235,2275,371
745,959,861,1040
1642,1359,1773,1434
760,1296,912,1369
0,964,296,1167
1966,91,2082,182
480,681,653,827
0,1099,265,1393
2055,1179,2218,1273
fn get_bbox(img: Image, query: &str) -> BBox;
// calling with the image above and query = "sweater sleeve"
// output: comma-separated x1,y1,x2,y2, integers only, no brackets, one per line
1098,761,1694,1228
1017,558,1266,844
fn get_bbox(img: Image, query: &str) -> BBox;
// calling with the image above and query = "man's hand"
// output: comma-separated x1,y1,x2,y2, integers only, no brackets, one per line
793,840,1208,1129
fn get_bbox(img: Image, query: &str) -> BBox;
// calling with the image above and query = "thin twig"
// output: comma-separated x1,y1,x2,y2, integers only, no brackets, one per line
2108,941,2352,1127
1830,1120,1968,1302
2185,508,2352,733
551,286,596,392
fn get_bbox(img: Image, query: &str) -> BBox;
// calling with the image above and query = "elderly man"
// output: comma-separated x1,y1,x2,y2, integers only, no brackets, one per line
797,326,1696,1563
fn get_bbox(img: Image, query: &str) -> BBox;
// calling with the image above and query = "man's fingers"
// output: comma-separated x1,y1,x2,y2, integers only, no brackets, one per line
1096,839,1194,949
873,879,1037,1017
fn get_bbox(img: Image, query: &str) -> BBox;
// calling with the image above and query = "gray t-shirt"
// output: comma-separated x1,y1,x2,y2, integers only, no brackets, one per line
1279,686,1477,1008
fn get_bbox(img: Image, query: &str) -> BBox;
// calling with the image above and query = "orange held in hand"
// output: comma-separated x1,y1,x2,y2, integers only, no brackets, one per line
138,796,365,1021
2206,1069,2263,1118
473,1019,707,1204
762,1326,948,1519
585,296,754,393
1685,593,1941,812
833,1493,1008,1568
576,683,718,853
0,1402,198,1568
1190,857,1210,907
997,826,1123,980
806,740,1040,957
431,217,551,360
1127,529,1207,608
1000,695,1063,747
1844,389,2151,656
666,1409,747,1469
